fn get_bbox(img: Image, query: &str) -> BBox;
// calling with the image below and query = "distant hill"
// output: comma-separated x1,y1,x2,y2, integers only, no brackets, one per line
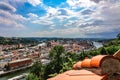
88,38,120,56
0,37,38,45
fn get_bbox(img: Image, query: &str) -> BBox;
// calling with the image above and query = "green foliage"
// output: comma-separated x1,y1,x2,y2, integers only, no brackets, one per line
99,47,108,55
106,46,120,55
86,38,120,56
102,38,120,55
78,52,90,60
49,45,65,73
88,50,100,57
65,52,81,61
30,61,43,80
49,45,65,60
48,73,58,77
43,60,58,79
44,46,65,79
26,73,39,80
103,39,120,47
60,57,76,73
117,33,120,39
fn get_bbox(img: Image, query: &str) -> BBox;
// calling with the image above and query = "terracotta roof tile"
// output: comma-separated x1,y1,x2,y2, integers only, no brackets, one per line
74,61,82,69
113,49,120,59
90,55,111,68
47,70,107,80
72,63,77,69
81,58,91,68
90,55,105,67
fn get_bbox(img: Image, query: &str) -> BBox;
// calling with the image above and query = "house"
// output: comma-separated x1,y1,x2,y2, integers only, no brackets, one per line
8,58,32,70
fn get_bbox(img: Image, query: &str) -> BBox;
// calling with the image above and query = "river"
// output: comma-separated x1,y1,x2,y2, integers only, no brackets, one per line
0,69,30,80
92,41,103,49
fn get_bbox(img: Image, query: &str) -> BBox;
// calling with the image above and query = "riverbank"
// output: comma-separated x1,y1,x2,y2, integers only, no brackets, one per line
92,41,103,49
0,68,30,80
8,73,28,80
0,64,32,77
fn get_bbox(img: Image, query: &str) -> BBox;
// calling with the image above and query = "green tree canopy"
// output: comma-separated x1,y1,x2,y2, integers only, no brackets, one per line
49,45,65,73
26,73,39,80
100,47,108,55
117,33,120,39
49,45,65,60
30,61,43,80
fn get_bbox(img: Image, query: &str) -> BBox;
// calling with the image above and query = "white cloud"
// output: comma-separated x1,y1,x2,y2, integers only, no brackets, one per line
0,17,25,29
37,6,84,24
0,10,26,29
46,7,58,16
0,10,27,22
32,19,54,26
27,0,42,6
2,0,117,37
33,23,120,38
27,13,39,21
29,4,93,30
33,27,83,38
67,0,96,9
90,0,120,31
0,2,16,12
28,13,39,18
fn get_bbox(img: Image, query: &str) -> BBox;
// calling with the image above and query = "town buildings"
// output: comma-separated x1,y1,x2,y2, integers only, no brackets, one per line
0,40,94,71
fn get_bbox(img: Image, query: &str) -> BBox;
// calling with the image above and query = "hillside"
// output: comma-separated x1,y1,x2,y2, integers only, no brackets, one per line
87,38,120,58
0,37,38,45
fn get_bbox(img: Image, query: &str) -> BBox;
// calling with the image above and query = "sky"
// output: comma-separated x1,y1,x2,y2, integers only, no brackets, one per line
0,0,120,38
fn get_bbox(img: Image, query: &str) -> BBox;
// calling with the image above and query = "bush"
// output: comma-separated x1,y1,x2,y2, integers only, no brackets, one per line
106,46,120,55
26,73,39,80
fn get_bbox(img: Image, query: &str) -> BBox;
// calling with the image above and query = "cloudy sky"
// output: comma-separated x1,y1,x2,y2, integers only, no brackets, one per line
0,0,120,38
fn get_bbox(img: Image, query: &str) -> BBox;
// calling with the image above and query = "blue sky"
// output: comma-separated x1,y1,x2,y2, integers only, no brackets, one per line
0,0,120,38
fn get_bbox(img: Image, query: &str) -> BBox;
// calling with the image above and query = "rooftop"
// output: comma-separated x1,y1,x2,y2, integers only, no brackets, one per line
9,58,31,64
48,70,107,80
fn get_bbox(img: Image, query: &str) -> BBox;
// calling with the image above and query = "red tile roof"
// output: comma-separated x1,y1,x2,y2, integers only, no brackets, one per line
47,70,107,80
73,55,118,69
74,61,82,69
81,58,91,68
113,49,120,59
90,55,108,68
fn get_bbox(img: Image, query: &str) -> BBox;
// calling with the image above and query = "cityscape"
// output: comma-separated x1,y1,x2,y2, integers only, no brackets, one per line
0,37,104,79
0,0,120,80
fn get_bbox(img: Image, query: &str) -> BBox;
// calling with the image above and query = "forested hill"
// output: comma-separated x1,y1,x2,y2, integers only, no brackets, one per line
88,38,120,56
0,37,38,45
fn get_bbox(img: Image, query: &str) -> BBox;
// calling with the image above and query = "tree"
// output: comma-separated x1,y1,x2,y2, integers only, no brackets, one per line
43,45,65,79
100,47,108,55
4,63,10,71
117,33,120,39
30,61,43,80
49,45,65,60
106,46,119,55
49,45,65,73
60,57,75,73
43,61,56,79
26,73,39,80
